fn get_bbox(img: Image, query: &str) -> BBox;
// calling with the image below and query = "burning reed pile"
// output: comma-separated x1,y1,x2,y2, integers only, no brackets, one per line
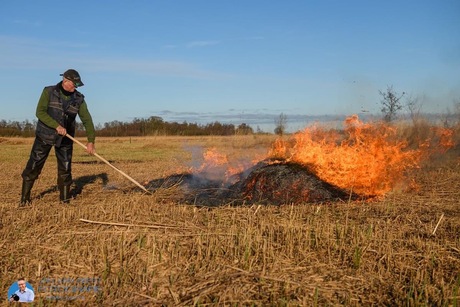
232,160,358,204
146,115,456,206
146,159,361,206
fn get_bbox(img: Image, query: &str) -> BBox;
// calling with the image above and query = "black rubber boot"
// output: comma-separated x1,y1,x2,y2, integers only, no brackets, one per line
59,185,71,204
19,180,34,207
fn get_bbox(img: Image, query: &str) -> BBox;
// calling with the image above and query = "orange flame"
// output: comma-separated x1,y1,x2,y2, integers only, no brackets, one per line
194,116,456,198
200,147,229,169
195,148,250,183
432,127,455,153
269,115,425,196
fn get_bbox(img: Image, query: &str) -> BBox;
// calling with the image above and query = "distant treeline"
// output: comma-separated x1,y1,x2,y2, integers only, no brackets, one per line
0,116,258,137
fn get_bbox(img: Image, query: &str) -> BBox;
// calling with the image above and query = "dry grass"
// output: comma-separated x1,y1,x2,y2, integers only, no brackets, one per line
0,135,459,306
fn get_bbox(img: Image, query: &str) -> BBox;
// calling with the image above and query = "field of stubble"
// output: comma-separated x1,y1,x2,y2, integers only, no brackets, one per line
0,135,459,306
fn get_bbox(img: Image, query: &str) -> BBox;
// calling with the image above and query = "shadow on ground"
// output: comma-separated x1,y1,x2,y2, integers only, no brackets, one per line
35,173,109,201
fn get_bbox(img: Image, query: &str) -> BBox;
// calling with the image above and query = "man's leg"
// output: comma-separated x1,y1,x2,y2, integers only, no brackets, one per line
20,137,53,206
55,144,73,203
20,180,35,206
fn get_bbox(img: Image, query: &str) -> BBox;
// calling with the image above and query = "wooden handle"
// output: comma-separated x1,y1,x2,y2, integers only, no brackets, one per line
65,134,150,194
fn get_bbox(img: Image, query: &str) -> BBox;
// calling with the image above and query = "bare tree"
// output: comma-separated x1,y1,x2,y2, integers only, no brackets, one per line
274,113,287,135
454,98,460,124
405,94,422,124
379,85,405,122
441,98,460,128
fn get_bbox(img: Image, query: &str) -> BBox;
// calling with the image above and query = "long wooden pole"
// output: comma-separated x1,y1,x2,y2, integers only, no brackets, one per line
66,134,150,194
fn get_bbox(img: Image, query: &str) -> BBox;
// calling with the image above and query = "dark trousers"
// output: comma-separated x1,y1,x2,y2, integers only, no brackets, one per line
22,136,73,187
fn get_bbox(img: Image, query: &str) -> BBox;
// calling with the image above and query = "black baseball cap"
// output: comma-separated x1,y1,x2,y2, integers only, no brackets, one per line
60,69,84,87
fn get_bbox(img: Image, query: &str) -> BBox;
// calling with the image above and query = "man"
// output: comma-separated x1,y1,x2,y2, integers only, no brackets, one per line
10,278,34,302
20,69,96,206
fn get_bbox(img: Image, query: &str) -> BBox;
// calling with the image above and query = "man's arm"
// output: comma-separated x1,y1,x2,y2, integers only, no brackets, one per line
78,100,96,154
36,88,59,128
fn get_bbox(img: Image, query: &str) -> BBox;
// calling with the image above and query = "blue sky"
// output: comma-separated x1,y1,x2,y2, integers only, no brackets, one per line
1,1,459,132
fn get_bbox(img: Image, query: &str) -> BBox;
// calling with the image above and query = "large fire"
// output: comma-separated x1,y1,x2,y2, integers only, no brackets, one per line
268,115,454,196
149,115,455,205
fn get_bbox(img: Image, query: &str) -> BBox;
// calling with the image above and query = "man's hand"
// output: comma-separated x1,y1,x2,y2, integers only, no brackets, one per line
86,142,95,155
56,125,67,136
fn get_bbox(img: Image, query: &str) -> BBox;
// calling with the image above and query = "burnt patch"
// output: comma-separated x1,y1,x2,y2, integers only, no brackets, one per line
146,173,232,206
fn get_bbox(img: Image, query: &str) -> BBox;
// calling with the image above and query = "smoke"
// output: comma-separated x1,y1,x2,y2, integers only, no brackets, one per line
181,144,260,190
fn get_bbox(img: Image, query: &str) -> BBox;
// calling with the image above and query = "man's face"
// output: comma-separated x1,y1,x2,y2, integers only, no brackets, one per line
62,77,76,92
18,281,26,292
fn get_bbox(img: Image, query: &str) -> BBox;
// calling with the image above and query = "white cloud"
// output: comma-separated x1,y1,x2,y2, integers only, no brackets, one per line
12,19,42,27
186,40,221,48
